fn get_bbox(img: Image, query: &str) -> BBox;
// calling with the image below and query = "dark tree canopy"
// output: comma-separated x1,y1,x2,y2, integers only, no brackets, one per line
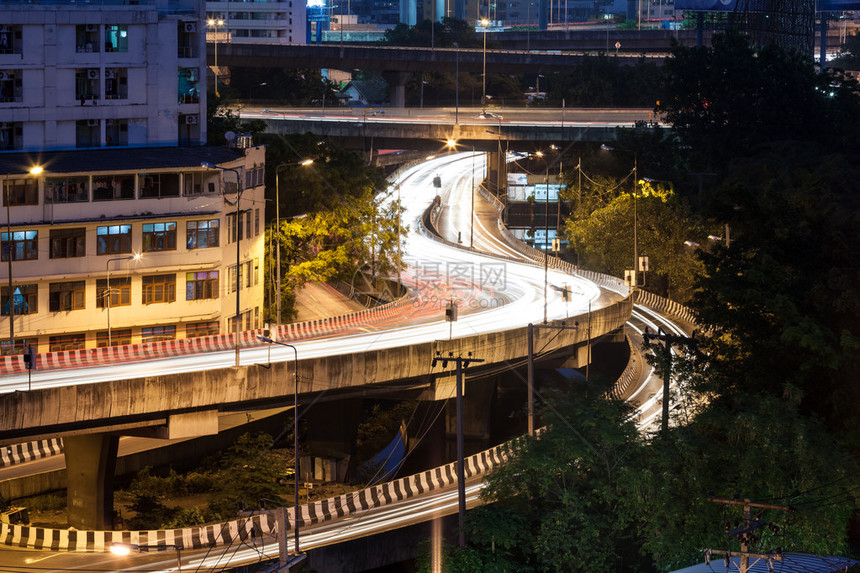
658,30,860,174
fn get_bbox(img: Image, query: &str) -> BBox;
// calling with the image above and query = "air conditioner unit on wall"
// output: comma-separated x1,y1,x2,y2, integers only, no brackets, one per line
86,24,98,32
88,69,100,80
184,115,198,125
184,22,197,33
87,119,99,127
104,70,115,79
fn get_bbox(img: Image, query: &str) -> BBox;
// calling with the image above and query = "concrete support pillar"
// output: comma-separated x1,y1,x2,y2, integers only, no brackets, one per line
65,433,119,531
486,150,506,198
305,400,363,482
383,71,412,108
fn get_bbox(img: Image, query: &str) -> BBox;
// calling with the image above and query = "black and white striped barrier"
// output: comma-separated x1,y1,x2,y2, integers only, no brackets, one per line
0,438,63,468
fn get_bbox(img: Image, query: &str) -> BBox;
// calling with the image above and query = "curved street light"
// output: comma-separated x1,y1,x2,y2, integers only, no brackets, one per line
201,162,243,366
274,159,313,324
3,165,43,354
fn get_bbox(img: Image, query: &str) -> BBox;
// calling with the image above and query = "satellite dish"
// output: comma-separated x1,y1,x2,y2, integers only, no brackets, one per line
224,131,236,142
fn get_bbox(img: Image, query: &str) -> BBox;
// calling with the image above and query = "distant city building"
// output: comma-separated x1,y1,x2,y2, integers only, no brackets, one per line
206,0,310,44
0,0,266,354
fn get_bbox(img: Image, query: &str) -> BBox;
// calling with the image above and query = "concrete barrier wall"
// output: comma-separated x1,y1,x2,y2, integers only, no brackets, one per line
0,438,62,468
0,431,535,552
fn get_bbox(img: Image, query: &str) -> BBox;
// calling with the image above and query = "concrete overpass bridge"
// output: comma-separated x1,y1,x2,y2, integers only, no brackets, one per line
0,153,632,531
212,40,673,107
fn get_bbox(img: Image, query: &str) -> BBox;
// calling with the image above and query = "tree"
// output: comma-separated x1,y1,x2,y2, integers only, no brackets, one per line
206,432,288,520
455,385,650,572
256,133,402,322
563,170,707,301
688,144,860,436
658,31,860,175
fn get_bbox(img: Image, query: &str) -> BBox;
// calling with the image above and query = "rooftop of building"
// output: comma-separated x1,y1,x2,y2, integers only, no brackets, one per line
0,146,249,177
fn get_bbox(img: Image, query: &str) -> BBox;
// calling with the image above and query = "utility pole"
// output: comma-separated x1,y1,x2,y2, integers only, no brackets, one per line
642,327,695,438
527,321,578,436
705,495,791,573
432,351,484,547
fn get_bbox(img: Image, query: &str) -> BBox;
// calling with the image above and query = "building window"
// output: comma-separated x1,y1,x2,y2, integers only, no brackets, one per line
96,277,131,308
0,26,22,55
50,227,86,258
1,284,37,316
3,177,38,206
254,258,260,285
96,225,132,255
255,209,260,236
187,219,219,249
46,177,89,203
93,174,134,201
178,68,200,104
75,68,100,102
141,325,176,343
0,70,22,103
139,173,180,198
49,333,86,352
142,274,176,304
1,231,37,261
0,122,23,151
75,120,100,149
183,172,215,196
49,281,86,312
142,222,177,252
104,69,128,100
105,119,129,147
75,24,100,53
244,210,252,240
96,329,131,348
186,271,219,300
104,25,128,53
186,320,219,338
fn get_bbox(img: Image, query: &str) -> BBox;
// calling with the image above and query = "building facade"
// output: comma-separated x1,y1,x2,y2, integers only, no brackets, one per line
205,0,309,45
0,145,266,353
1,0,208,152
0,1,267,355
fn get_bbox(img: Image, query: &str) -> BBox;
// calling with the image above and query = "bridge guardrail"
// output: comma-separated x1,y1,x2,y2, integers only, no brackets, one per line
0,295,418,378
0,429,528,552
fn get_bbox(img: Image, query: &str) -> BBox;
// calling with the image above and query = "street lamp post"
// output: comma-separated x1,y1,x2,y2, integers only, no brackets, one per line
3,166,42,354
600,144,638,288
453,42,459,124
201,162,243,366
257,335,302,560
274,160,313,324
480,19,489,115
106,254,141,347
206,18,224,97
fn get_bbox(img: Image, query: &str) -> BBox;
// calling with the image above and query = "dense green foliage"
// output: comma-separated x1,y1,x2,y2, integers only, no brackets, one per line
441,30,860,572
120,432,290,529
253,133,401,322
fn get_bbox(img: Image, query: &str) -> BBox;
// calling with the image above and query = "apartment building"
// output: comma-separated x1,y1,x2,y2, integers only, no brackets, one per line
0,1,268,354
0,145,266,353
1,0,207,151
205,0,309,45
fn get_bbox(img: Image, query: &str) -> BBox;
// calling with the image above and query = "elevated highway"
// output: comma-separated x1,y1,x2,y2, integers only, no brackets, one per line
0,155,697,572
0,152,631,530
240,106,660,151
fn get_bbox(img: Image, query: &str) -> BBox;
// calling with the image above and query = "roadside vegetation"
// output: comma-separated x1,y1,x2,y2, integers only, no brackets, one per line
424,30,860,572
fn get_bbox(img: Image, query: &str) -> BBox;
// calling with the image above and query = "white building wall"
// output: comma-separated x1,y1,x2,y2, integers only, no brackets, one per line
0,2,207,152
206,0,308,45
